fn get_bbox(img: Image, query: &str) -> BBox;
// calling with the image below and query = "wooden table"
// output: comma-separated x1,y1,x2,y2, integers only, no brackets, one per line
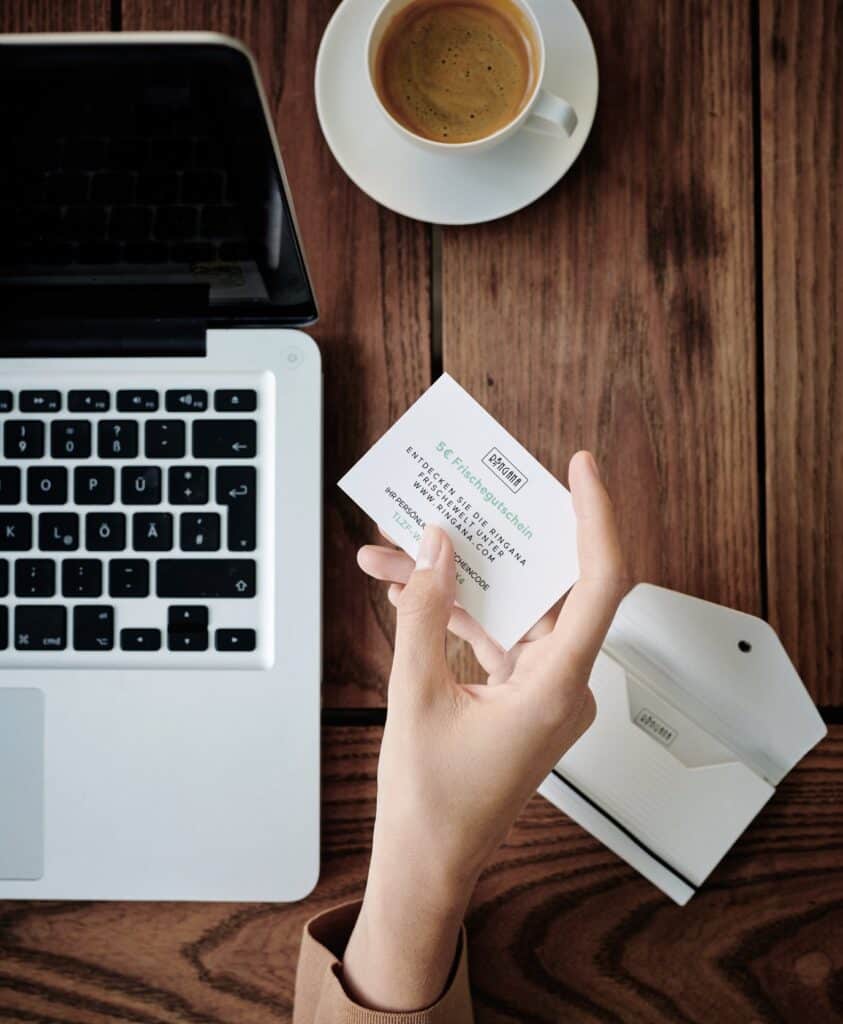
1,1,841,1021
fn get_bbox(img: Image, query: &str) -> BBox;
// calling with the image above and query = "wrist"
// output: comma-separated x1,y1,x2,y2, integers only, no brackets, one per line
342,852,471,1012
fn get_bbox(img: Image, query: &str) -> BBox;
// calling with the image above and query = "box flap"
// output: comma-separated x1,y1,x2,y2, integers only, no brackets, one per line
604,584,827,785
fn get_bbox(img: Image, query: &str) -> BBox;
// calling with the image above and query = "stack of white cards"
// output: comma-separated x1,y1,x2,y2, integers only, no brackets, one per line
339,375,827,905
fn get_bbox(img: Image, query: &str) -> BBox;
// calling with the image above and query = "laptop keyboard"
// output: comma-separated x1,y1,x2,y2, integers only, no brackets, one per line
0,376,270,667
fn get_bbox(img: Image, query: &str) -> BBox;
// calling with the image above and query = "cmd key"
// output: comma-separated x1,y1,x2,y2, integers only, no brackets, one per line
14,605,66,651
193,420,256,459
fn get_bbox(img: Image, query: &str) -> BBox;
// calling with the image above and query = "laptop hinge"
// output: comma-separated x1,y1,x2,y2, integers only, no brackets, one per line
0,285,208,358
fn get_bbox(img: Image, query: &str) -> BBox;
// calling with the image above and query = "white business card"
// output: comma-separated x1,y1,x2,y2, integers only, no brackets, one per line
338,374,579,650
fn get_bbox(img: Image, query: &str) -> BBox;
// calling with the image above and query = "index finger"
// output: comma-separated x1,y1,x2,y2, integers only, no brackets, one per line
548,451,629,672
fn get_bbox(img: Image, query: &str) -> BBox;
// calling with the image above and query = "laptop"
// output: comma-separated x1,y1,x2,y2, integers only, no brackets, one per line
0,33,322,901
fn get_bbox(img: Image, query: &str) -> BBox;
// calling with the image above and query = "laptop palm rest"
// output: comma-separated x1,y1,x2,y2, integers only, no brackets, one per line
0,688,44,880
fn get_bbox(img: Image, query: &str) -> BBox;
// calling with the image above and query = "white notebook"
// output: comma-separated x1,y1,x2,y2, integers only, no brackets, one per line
538,584,827,905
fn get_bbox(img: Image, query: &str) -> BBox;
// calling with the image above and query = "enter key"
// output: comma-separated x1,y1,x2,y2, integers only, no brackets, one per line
217,466,256,552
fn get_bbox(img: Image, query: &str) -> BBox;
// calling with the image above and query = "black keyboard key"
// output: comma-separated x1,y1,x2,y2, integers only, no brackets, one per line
214,389,257,412
14,605,66,651
0,513,32,550
0,390,12,412
122,466,162,505
193,420,256,459
20,390,60,413
117,390,158,412
86,512,126,551
157,559,256,598
28,467,67,505
145,420,185,459
180,512,220,551
217,466,256,551
215,628,256,652
133,512,173,551
0,467,21,504
168,629,209,651
0,560,7,597
121,628,162,651
63,204,108,241
65,136,106,170
166,389,207,412
0,606,6,650
155,205,198,240
182,170,224,202
201,204,241,238
125,241,168,264
98,420,138,458
168,466,208,504
4,420,45,459
39,512,79,551
166,601,210,651
15,559,55,597
109,559,150,598
109,136,147,166
75,466,115,505
50,420,92,459
69,390,110,413
91,171,134,204
73,605,114,651
168,605,208,631
109,205,152,241
62,559,103,597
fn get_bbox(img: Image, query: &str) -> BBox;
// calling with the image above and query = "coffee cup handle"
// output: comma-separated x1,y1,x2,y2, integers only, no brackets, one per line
525,88,578,137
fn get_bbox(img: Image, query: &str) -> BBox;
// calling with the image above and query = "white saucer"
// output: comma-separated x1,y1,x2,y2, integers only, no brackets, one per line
314,0,599,225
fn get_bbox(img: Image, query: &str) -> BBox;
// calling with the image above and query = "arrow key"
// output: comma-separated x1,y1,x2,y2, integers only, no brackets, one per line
215,628,256,652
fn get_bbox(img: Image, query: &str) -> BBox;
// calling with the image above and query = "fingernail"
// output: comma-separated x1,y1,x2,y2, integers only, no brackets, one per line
585,452,601,480
415,525,441,571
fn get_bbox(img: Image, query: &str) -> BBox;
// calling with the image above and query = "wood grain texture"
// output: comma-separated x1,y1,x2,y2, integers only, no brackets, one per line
760,0,843,705
120,0,432,705
1,726,841,1023
0,0,108,31
440,0,761,682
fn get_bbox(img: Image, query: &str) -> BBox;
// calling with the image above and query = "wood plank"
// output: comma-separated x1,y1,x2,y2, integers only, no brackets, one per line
440,0,760,682
1,726,841,1023
120,0,432,706
0,0,108,31
760,0,843,705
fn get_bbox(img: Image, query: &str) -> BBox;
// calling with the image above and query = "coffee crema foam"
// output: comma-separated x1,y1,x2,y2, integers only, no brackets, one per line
375,0,538,144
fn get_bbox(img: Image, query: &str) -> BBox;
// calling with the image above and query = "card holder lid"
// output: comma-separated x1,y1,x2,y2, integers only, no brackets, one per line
603,584,826,785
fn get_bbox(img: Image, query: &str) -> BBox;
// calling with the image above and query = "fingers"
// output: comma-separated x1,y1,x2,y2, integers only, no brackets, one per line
548,451,628,673
361,544,558,644
391,525,456,692
387,582,506,675
358,544,414,584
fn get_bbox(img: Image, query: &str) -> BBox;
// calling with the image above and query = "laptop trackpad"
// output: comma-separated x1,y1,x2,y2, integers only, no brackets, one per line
0,688,44,880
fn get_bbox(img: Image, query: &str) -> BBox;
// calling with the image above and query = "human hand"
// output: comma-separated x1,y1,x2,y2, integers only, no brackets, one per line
342,451,628,1012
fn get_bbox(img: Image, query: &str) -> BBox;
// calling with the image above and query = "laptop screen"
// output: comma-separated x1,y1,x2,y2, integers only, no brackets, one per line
0,38,318,326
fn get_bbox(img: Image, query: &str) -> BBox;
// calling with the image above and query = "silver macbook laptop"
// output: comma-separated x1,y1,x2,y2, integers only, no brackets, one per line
0,33,322,901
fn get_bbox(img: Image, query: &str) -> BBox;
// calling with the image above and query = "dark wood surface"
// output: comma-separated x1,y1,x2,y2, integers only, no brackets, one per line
760,0,843,706
1,727,841,1024
1,1,842,1022
441,0,761,682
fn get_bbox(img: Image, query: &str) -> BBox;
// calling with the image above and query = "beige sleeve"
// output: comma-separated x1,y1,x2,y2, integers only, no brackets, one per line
293,901,474,1024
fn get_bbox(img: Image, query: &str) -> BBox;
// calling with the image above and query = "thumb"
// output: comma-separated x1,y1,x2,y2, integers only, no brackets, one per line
392,525,455,688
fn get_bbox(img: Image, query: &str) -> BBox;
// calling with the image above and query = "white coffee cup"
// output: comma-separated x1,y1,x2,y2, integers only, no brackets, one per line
366,0,578,154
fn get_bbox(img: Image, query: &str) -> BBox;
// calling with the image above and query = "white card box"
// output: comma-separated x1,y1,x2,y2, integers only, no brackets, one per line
538,584,827,905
